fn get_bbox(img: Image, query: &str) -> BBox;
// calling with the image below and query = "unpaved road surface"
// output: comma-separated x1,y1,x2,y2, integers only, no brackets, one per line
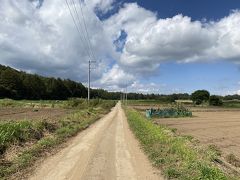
30,103,162,180
156,111,240,159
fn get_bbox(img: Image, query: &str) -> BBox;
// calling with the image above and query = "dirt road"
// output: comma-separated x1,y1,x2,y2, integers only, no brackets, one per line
30,103,161,180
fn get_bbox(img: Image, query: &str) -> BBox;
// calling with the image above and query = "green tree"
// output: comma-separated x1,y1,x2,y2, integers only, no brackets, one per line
0,85,11,98
0,69,24,99
191,90,210,105
209,95,223,106
22,74,46,99
45,78,70,100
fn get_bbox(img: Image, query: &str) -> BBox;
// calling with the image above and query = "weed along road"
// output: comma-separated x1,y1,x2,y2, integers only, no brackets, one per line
29,102,161,180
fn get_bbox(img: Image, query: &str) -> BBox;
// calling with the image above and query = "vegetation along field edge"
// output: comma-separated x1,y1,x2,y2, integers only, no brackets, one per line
0,99,116,180
124,108,238,180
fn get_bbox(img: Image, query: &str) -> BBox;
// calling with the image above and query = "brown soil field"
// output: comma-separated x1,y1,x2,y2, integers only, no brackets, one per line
155,110,240,160
0,107,72,122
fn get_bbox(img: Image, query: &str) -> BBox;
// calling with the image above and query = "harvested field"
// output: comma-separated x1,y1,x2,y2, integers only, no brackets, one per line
0,107,72,122
155,110,240,160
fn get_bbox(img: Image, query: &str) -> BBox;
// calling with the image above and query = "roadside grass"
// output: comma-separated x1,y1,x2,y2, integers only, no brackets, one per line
125,108,237,180
208,144,222,157
0,99,116,179
226,154,240,168
0,121,45,155
222,101,240,108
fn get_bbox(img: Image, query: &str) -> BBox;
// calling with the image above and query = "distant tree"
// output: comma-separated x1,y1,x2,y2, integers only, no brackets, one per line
22,74,46,99
45,78,70,100
0,68,24,99
63,79,87,98
191,90,210,105
209,95,223,106
223,94,240,100
0,85,11,98
168,94,179,102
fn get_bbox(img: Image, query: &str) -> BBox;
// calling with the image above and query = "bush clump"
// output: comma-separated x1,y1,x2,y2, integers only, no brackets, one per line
209,95,223,106
191,90,210,105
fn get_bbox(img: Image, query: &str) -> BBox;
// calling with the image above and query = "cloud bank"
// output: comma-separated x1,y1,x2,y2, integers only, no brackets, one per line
105,3,240,74
0,0,118,82
1,1,240,91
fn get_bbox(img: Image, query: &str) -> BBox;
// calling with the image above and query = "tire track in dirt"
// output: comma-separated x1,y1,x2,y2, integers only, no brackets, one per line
29,103,162,180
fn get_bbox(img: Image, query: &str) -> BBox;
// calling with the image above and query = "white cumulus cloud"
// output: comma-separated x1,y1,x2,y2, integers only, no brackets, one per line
0,0,118,83
105,3,240,73
100,65,135,90
1,1,240,92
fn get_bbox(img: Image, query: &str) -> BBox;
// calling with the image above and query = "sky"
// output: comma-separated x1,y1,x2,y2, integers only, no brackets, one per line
1,0,240,95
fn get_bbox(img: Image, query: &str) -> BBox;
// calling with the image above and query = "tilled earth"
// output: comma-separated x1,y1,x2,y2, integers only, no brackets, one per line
0,107,72,122
155,110,240,159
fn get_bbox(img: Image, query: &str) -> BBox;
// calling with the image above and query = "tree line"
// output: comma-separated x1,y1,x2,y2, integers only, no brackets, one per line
0,64,239,101
0,65,88,100
0,65,191,100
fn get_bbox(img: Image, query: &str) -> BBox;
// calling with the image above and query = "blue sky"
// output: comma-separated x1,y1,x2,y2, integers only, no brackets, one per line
1,0,240,95
102,0,240,95
140,61,239,95
121,0,240,20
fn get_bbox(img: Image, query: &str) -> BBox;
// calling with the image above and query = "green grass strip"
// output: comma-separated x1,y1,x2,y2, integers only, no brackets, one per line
125,109,236,180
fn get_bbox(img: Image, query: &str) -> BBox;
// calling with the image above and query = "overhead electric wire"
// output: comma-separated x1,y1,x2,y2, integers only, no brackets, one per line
83,1,105,65
69,0,93,60
65,0,92,60
78,0,96,61
65,0,96,101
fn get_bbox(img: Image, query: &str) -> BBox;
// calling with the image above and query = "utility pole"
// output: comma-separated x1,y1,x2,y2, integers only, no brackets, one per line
88,60,96,103
88,60,90,102
126,87,128,106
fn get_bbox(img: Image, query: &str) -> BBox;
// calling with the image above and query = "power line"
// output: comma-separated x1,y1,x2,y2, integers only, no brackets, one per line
84,0,105,64
65,0,92,60
70,0,93,60
78,0,96,61
77,0,97,102
65,0,96,102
